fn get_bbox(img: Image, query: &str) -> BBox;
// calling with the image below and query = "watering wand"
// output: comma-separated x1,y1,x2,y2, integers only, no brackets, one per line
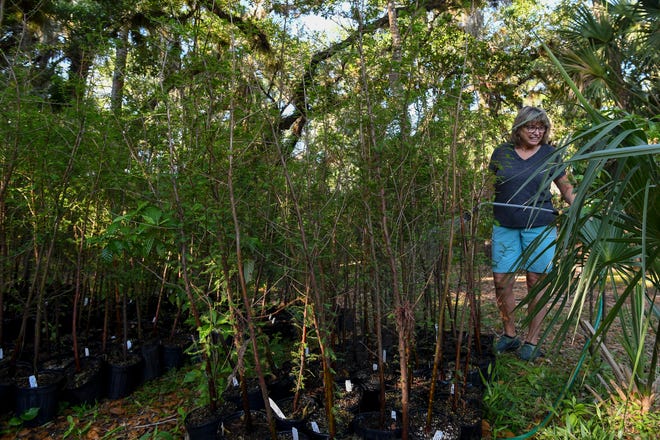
477,201,566,216
445,202,565,227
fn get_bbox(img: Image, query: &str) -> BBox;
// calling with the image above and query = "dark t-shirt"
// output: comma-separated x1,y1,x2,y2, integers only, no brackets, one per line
488,143,566,228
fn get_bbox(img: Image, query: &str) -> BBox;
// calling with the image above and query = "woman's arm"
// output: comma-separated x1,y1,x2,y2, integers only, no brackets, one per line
554,175,575,205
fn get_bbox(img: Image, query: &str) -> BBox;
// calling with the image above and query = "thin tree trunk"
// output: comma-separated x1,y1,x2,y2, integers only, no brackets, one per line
269,132,337,438
385,3,412,437
364,213,387,422
31,116,84,372
426,31,470,426
0,107,19,346
111,26,129,113
0,0,5,28
227,106,277,440
292,286,311,410
72,201,92,372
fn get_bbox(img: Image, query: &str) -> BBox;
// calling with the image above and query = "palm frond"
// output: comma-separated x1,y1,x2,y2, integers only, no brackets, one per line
527,41,659,409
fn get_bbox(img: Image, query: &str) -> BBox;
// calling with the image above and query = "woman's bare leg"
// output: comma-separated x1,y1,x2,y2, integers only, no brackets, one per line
525,271,547,345
494,272,517,337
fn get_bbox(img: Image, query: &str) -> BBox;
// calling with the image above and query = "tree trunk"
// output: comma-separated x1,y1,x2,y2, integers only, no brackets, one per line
111,26,129,113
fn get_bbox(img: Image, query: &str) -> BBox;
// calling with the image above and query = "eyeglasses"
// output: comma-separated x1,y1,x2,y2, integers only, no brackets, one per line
524,125,546,133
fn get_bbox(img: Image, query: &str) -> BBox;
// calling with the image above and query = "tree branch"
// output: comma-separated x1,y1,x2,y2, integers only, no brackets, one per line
281,0,453,141
202,0,271,52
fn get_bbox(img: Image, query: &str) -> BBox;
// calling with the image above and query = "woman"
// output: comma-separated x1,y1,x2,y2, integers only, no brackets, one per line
488,106,575,361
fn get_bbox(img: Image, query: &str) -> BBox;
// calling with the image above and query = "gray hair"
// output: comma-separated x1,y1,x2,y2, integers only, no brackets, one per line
510,106,551,145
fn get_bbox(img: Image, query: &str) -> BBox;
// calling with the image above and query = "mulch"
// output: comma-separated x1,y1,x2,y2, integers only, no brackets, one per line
0,369,194,439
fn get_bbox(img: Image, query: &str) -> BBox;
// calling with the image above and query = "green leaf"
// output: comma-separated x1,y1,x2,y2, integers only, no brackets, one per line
243,259,255,285
183,369,201,383
142,205,163,225
20,407,40,421
570,144,660,161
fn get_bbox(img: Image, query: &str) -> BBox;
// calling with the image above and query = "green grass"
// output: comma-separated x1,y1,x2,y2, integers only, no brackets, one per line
477,274,659,439
484,352,571,437
481,329,660,439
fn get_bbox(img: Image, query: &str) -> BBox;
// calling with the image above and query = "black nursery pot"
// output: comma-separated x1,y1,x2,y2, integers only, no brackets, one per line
475,333,495,354
185,406,223,440
0,380,14,415
14,372,62,427
162,343,185,372
465,357,495,389
303,431,329,440
268,375,295,401
359,387,384,413
450,401,483,440
223,383,265,410
302,420,331,440
217,409,271,439
352,411,403,440
140,341,162,382
105,353,143,400
0,363,14,415
456,413,482,440
61,357,104,405
409,409,461,440
276,428,311,439
272,395,319,432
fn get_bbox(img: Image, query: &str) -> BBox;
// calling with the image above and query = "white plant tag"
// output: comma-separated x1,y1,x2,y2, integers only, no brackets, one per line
391,410,396,420
126,340,132,350
372,363,378,371
383,350,387,363
292,427,299,440
152,316,156,323
450,383,455,395
84,297,89,306
0,348,3,359
29,375,38,388
345,380,353,392
269,398,287,419
305,347,309,356
84,347,90,357
311,421,320,433
433,431,445,440
272,317,276,324
232,376,239,387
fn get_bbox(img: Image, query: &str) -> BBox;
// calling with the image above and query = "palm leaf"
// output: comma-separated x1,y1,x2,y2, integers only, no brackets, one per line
525,42,660,409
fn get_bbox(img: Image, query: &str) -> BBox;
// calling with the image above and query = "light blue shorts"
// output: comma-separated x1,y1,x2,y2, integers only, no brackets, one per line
491,225,557,274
